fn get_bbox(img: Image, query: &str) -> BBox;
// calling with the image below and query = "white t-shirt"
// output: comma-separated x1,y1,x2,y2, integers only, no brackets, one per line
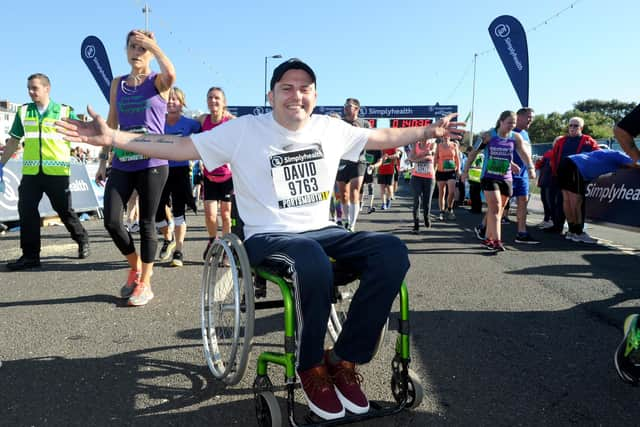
191,113,371,239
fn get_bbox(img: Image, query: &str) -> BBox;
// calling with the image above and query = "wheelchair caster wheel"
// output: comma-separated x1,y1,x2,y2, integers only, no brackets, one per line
201,233,254,385
391,368,424,409
255,391,282,427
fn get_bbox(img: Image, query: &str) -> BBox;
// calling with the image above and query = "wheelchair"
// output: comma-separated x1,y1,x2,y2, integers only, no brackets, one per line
201,213,423,426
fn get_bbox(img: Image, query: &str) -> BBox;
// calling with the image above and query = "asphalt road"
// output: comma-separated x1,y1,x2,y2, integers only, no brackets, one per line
1,182,639,426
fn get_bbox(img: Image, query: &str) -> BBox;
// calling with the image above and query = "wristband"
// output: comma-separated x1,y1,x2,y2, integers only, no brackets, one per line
98,153,109,161
111,129,117,148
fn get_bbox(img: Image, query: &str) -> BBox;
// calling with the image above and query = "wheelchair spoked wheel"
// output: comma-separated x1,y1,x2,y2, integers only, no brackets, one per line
255,391,282,427
201,233,255,385
327,279,388,356
390,357,424,409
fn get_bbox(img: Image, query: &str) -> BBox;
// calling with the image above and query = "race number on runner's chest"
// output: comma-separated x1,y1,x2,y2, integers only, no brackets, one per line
270,146,332,209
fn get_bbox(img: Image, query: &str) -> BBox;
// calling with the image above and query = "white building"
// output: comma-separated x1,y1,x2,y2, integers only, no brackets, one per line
0,100,20,142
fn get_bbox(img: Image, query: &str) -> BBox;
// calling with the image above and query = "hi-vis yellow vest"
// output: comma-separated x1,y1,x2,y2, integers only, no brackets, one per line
19,102,73,176
468,152,484,183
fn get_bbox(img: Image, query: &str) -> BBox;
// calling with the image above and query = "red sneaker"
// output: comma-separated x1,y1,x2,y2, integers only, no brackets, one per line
297,365,345,420
324,351,369,414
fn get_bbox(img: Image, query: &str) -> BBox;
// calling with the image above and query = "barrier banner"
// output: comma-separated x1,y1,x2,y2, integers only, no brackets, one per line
228,105,458,119
585,168,640,229
81,35,113,102
488,15,529,107
0,158,101,222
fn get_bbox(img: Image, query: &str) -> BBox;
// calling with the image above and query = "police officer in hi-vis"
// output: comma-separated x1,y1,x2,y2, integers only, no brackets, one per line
1,73,89,270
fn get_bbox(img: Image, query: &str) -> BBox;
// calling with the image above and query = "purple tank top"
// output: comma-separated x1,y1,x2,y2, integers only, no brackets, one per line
112,72,168,171
481,129,515,181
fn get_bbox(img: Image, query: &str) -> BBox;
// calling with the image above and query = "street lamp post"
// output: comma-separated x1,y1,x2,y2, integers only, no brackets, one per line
264,54,282,107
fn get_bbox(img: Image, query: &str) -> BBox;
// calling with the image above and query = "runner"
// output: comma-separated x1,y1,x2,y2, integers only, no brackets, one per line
335,98,370,231
512,107,540,244
156,87,201,266
94,29,175,306
462,110,535,252
408,138,436,233
377,148,401,210
199,87,235,260
361,149,382,214
434,136,460,220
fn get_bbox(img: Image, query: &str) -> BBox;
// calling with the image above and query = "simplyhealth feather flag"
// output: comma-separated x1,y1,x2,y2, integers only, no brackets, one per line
81,36,113,103
488,15,529,107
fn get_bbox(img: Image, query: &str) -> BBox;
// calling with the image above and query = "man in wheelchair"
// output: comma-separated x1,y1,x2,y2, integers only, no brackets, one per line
58,58,465,421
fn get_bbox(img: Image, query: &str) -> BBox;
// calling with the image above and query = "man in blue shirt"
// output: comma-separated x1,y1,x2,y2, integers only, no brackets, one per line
512,107,540,244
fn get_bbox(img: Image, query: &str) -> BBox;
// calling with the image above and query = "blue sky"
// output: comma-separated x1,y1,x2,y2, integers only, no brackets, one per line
1,0,637,135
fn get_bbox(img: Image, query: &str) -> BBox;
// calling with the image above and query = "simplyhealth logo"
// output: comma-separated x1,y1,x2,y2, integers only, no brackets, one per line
494,23,511,38
586,182,640,204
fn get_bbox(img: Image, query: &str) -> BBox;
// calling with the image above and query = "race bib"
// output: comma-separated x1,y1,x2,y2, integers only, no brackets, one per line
442,159,456,171
415,162,432,174
270,146,332,209
114,126,149,162
486,157,510,175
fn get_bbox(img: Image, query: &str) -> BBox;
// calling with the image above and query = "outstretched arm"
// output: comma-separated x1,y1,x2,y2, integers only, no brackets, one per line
366,113,465,150
57,106,200,162
614,125,640,163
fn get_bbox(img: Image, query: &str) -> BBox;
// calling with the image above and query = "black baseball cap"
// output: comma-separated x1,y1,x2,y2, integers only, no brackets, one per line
270,58,317,90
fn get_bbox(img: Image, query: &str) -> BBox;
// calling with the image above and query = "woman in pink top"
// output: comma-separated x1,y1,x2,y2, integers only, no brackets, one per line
408,138,436,234
199,87,235,260
434,136,460,221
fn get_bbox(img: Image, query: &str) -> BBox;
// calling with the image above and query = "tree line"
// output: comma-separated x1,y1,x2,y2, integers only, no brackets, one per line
462,99,637,147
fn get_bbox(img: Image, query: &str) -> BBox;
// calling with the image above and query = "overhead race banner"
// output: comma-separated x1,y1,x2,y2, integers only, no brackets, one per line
489,15,529,107
81,35,113,102
585,168,640,230
228,105,458,119
0,158,101,222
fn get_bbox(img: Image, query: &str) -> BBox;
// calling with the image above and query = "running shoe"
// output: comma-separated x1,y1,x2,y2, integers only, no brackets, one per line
297,365,344,420
128,281,154,307
438,212,445,221
159,238,176,261
170,250,183,267
129,222,140,233
446,210,456,220
493,240,506,252
565,232,577,242
380,203,388,211
514,233,540,244
120,269,141,299
385,200,392,209
615,314,640,384
572,232,598,244
474,225,486,240
501,217,512,225
537,220,554,229
482,238,495,249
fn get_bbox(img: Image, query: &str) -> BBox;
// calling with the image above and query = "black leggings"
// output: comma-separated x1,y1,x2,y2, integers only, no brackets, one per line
104,166,168,263
155,166,191,223
410,175,435,223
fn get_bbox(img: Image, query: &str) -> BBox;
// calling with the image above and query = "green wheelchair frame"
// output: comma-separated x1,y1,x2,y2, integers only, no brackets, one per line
201,233,423,426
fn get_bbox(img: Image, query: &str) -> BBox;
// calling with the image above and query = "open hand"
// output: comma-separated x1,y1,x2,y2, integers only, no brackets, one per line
430,113,466,140
56,106,113,147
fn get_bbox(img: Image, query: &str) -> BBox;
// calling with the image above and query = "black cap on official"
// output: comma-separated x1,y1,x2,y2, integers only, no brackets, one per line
270,58,317,90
